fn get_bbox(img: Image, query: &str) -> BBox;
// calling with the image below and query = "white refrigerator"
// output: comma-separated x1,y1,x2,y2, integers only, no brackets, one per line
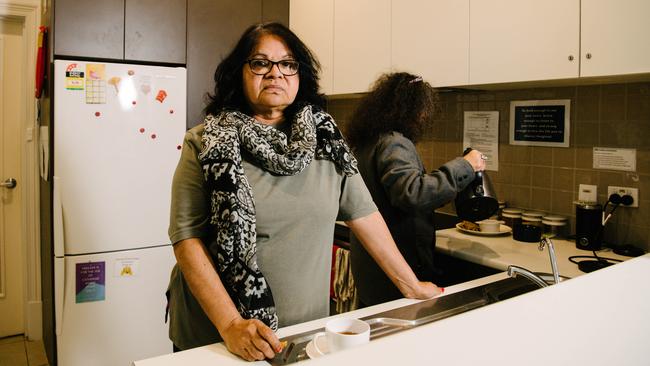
52,60,185,365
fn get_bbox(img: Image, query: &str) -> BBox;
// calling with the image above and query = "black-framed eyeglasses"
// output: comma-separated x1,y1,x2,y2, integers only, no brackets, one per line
245,58,299,76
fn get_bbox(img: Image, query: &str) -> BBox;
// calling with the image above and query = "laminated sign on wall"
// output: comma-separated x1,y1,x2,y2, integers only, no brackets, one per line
509,100,570,147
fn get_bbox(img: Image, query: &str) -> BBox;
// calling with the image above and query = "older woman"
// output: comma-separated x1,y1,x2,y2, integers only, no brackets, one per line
346,72,486,307
166,24,440,361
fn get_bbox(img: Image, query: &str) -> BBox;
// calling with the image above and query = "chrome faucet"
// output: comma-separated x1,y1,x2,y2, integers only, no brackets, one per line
539,237,560,285
507,237,561,287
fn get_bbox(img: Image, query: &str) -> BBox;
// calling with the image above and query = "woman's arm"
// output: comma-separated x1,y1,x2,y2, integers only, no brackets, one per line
345,211,442,299
173,238,282,361
375,133,475,211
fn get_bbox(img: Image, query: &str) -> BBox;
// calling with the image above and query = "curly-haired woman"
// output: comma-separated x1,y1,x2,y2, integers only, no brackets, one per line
346,72,486,307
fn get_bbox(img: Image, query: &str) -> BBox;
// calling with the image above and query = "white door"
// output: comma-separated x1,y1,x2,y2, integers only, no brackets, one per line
469,0,580,85
581,0,650,77
392,0,470,87
333,0,391,94
56,246,176,366
0,17,25,337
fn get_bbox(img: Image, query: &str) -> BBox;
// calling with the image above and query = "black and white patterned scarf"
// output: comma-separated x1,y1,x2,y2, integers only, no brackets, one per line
199,104,357,330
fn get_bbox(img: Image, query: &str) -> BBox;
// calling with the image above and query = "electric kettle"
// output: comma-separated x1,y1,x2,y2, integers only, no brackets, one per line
454,148,499,222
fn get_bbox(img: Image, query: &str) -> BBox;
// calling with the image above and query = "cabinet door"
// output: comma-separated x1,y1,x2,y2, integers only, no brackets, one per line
54,0,124,59
469,0,579,85
125,0,187,64
333,0,391,94
290,0,334,94
186,0,262,127
581,0,650,77
392,0,469,87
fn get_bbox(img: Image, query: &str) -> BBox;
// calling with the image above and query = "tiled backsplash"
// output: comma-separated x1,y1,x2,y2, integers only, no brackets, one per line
327,82,650,252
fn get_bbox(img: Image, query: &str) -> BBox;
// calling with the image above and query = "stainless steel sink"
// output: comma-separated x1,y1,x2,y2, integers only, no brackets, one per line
270,275,559,365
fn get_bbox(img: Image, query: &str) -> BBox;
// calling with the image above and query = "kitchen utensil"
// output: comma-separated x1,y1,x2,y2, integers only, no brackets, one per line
575,202,603,250
477,219,505,233
311,318,370,356
455,148,499,222
542,219,568,239
456,223,512,236
513,223,542,242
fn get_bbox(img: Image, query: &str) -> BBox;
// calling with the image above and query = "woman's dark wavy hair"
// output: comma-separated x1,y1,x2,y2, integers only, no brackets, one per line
204,22,325,120
346,72,439,149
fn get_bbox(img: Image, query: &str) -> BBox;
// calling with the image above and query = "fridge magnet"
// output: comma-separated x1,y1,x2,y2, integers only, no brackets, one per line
76,262,106,303
128,69,135,76
114,258,139,277
509,99,570,147
139,75,152,95
64,63,85,90
155,89,168,103
108,76,121,93
85,64,107,104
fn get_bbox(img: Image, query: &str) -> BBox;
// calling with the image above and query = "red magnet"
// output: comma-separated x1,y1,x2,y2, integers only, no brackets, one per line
139,128,145,133
151,133,157,139
169,109,174,114
155,90,168,103
132,100,137,105
177,145,182,150
95,112,101,117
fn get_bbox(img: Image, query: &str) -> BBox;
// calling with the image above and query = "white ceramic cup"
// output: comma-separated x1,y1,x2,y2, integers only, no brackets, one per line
312,318,370,356
477,219,505,233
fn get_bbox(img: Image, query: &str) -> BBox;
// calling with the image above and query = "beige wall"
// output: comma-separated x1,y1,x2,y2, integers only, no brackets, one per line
327,82,650,252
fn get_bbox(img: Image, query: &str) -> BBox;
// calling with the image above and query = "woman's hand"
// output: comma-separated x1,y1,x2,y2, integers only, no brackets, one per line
221,318,282,361
402,281,444,300
463,149,487,172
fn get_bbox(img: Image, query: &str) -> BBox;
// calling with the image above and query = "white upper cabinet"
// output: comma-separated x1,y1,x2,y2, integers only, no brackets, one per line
392,0,469,87
469,0,580,85
581,0,650,77
290,0,650,94
333,0,392,94
289,0,335,94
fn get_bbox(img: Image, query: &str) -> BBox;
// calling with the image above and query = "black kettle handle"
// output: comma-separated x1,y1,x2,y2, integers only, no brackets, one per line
462,147,483,178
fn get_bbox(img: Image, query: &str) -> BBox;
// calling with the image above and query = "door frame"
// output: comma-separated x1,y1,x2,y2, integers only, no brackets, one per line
0,0,41,340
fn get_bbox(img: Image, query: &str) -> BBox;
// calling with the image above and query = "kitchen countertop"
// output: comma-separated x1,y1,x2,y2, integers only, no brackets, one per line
134,228,646,366
136,254,650,365
436,227,632,278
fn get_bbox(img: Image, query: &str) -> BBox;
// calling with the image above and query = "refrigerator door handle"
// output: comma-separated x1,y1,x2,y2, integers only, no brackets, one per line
54,176,66,335
53,176,65,257
54,257,65,335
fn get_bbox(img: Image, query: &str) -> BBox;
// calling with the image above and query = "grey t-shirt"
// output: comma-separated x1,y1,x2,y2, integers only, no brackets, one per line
167,124,376,350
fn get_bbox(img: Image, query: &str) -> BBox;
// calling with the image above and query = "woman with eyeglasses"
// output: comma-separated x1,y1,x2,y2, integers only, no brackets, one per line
165,23,441,361
345,72,486,307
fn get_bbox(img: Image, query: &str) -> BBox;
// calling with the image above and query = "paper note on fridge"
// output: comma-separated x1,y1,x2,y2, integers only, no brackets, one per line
76,262,106,303
115,258,139,277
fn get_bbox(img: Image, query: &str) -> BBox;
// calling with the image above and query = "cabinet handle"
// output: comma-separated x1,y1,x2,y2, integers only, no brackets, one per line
568,55,574,61
586,53,592,59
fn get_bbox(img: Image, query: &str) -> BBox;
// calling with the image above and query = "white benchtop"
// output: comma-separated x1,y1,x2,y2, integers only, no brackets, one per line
135,229,648,366
436,227,631,278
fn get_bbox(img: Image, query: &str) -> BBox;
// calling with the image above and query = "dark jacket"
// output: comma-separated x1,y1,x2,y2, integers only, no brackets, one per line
350,132,474,305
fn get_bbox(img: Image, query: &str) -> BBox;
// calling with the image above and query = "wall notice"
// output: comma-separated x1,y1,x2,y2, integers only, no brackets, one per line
463,111,499,171
509,100,570,147
593,147,637,172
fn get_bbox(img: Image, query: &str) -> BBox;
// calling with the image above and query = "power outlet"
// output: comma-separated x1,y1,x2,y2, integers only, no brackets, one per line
607,186,639,207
